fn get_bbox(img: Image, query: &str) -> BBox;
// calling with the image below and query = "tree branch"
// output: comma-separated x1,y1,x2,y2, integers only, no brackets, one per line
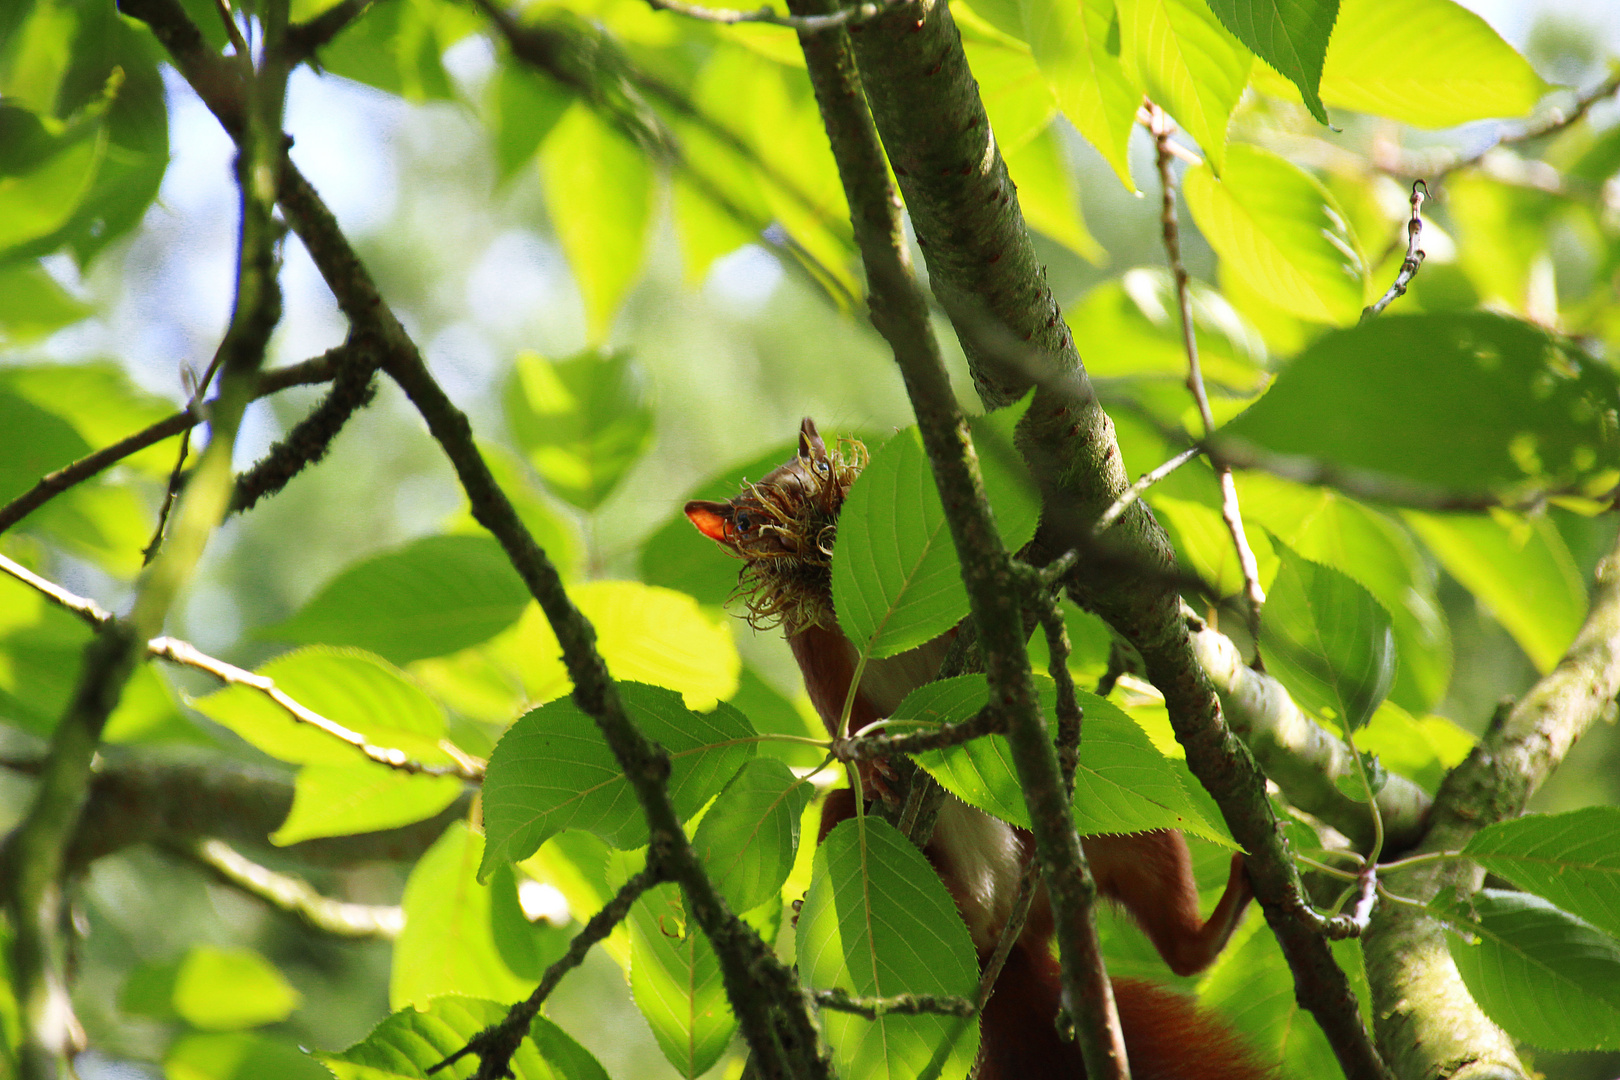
784,6,1127,1076
0,350,346,537
645,0,913,33
185,838,404,938
1365,527,1620,1079
844,2,1390,1075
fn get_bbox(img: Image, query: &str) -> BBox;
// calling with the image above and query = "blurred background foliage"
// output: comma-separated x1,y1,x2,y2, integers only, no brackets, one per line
2,0,1619,1076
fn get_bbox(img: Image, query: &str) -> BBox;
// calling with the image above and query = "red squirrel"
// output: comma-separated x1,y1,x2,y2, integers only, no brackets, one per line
686,418,1259,1080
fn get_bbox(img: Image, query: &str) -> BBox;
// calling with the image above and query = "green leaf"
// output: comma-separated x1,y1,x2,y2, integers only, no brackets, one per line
1353,702,1473,795
502,349,654,512
727,664,825,769
264,535,530,665
1204,0,1335,125
1237,476,1450,712
1463,809,1620,941
392,823,532,1010
0,111,105,256
0,361,179,476
1315,0,1547,127
322,996,608,1080
0,261,90,342
625,879,738,1078
172,946,300,1031
412,581,741,724
1440,890,1620,1051
1067,267,1268,392
832,404,1040,659
541,105,652,341
640,440,798,607
1021,0,1142,188
479,683,755,877
488,864,572,982
165,1032,333,1080
1003,124,1104,263
1151,494,1278,600
1220,314,1620,499
1259,543,1395,732
907,675,1230,844
1119,0,1252,172
315,0,458,102
692,757,813,913
963,37,1059,159
190,647,451,767
1403,510,1585,674
797,818,980,1080
489,62,571,181
271,764,463,846
0,386,91,507
1182,144,1367,324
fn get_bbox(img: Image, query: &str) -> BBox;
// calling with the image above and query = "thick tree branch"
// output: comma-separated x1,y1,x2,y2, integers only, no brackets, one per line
1365,527,1620,1080
844,3,1390,1075
785,7,1127,1076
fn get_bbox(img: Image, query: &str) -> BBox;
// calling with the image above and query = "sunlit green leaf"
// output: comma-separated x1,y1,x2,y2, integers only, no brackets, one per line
272,763,463,846
542,105,652,340
1004,124,1104,263
1220,314,1620,498
1151,494,1278,599
625,879,738,1078
1238,475,1450,712
1259,543,1396,732
798,818,980,1080
0,111,105,256
832,402,1039,659
1316,0,1547,126
1183,144,1366,324
392,823,532,1010
692,757,813,914
488,863,572,982
322,996,608,1080
1120,0,1252,171
0,362,178,476
1439,890,1620,1051
412,581,741,724
479,683,755,877
165,1032,332,1080
1354,702,1472,795
265,535,530,665
906,675,1231,844
316,0,459,101
0,262,91,343
1068,267,1268,391
1463,808,1620,941
1205,0,1335,124
172,946,300,1031
964,36,1059,158
490,62,571,180
1021,0,1142,188
1404,510,1585,673
503,350,654,512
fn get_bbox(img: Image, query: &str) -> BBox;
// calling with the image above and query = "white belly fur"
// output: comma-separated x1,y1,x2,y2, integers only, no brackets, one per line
931,797,1022,952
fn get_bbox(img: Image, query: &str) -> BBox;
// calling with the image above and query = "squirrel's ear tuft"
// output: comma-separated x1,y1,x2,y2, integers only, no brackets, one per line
685,501,732,543
799,417,827,460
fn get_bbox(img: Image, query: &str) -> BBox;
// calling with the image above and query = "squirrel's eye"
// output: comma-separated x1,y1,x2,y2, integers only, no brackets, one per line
814,460,830,476
734,512,754,532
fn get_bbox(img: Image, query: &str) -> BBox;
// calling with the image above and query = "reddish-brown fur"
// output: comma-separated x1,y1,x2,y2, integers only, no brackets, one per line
688,418,1262,1079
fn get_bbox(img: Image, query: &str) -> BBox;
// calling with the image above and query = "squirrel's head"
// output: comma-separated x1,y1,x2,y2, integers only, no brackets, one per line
684,417,865,631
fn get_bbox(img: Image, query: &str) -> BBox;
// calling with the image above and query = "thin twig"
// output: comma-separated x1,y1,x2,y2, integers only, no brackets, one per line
187,839,405,938
1148,102,1266,647
429,868,664,1077
0,349,345,537
645,0,911,32
0,553,112,627
283,0,375,65
1093,445,1201,535
810,988,978,1019
149,637,481,779
1417,68,1620,184
211,0,251,58
1361,181,1427,321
